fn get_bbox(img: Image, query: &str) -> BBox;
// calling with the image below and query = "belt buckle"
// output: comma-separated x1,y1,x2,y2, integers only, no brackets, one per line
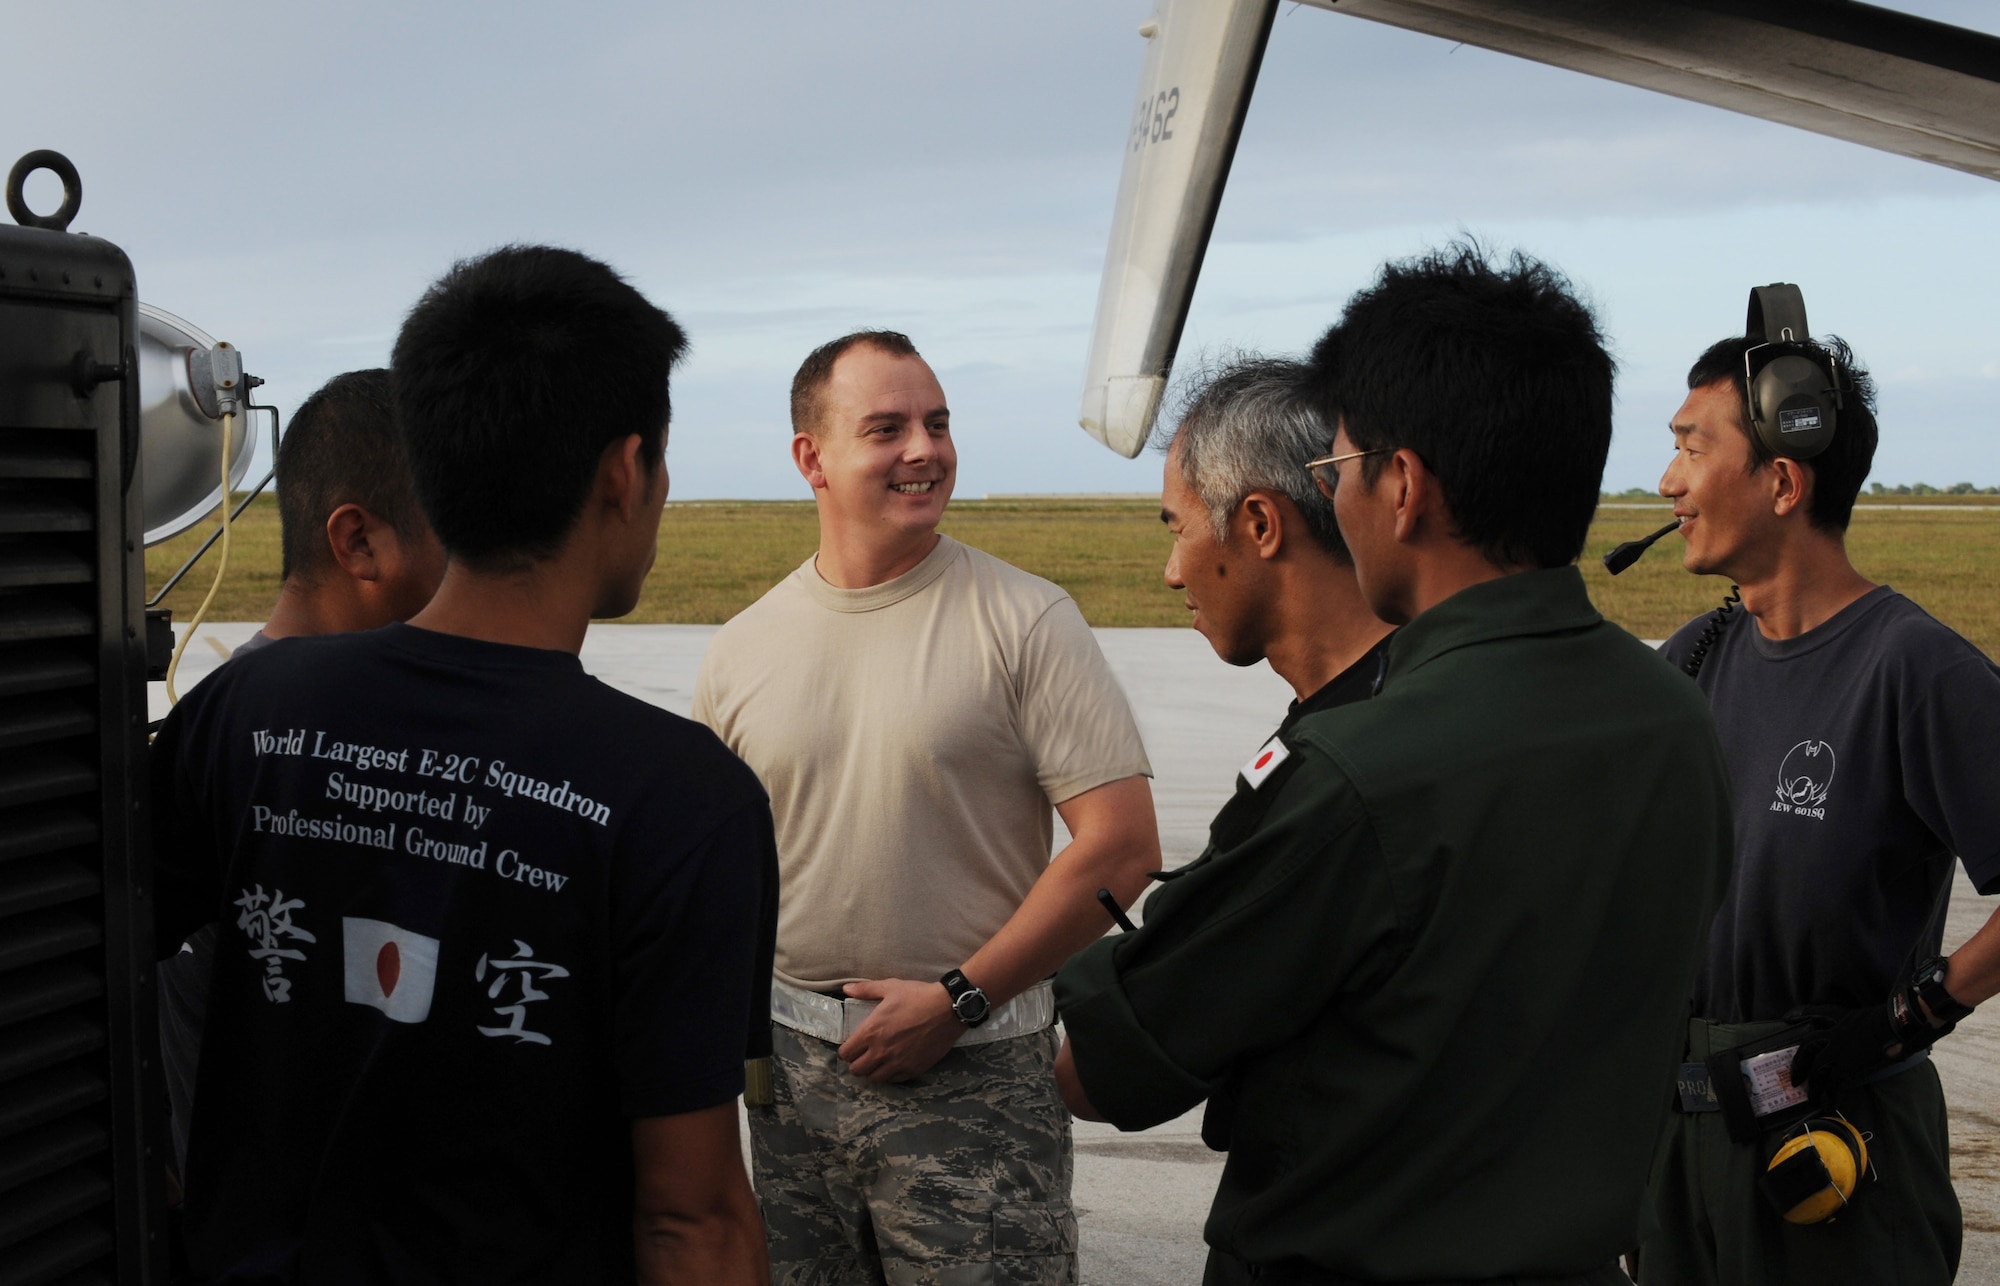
838,994,878,1044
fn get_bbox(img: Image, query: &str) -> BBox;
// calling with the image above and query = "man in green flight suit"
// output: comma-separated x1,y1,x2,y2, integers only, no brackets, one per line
1155,355,1395,789
1054,245,1736,1286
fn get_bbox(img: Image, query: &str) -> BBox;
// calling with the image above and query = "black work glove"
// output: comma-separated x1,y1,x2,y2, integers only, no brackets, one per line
1789,996,1954,1106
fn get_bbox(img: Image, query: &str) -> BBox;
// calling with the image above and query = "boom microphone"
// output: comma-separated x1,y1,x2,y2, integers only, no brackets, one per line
1601,519,1682,575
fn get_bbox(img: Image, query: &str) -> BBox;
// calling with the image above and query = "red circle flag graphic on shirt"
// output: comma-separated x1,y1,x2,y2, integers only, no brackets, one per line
1239,736,1292,790
344,917,440,1023
377,941,402,998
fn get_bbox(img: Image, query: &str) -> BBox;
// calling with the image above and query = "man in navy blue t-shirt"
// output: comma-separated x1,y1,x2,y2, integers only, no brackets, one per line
159,366,447,1199
1641,298,2000,1284
152,246,777,1284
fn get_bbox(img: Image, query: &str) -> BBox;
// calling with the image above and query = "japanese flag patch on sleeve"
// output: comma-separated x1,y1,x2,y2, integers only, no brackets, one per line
1240,735,1291,790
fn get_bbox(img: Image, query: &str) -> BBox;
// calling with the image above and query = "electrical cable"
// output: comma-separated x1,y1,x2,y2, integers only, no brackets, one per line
164,411,234,705
1681,585,1741,680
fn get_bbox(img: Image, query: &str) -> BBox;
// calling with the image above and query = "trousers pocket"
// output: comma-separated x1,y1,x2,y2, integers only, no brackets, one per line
992,1200,1078,1258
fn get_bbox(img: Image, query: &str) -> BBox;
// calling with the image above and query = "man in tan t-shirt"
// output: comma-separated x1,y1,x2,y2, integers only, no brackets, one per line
694,330,1159,1284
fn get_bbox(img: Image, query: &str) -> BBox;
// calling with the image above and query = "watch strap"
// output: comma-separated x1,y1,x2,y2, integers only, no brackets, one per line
1911,957,1975,1026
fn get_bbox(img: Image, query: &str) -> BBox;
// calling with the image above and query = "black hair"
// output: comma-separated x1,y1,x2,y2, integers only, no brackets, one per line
1685,334,1878,533
791,330,922,435
275,368,425,581
1305,242,1615,570
390,245,688,569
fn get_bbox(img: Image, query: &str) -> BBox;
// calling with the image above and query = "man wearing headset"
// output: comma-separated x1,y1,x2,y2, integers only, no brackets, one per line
1641,290,2000,1284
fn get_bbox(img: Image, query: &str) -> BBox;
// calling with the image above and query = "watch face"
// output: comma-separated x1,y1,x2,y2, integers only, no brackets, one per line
954,989,990,1023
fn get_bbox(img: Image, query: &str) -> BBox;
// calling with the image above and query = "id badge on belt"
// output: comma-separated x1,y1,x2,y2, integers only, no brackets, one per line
1699,1025,1817,1142
1681,1050,1809,1112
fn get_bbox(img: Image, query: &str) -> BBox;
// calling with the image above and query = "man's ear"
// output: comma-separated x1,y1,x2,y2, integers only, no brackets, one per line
1388,449,1429,545
325,503,383,583
1770,457,1813,519
597,433,650,522
792,433,827,490
1236,492,1286,561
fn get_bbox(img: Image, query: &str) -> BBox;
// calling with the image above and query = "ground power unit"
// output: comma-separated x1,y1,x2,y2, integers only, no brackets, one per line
0,151,165,1285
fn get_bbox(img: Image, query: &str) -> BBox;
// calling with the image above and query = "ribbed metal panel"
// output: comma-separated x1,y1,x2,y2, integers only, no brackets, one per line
0,652,92,702
0,215,159,1284
0,758,98,814
0,557,93,593
0,605,93,648
0,700,95,754
0,811,99,867
0,1220,115,1286
0,862,99,923
0,1015,105,1086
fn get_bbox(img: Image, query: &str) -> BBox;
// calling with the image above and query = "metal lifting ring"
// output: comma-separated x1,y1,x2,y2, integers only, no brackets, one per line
6,149,82,231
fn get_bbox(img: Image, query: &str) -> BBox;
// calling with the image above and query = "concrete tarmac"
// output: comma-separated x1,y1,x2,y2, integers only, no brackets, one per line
156,622,2000,1282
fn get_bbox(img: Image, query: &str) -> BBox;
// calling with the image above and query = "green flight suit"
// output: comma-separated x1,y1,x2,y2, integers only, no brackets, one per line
1056,567,1734,1284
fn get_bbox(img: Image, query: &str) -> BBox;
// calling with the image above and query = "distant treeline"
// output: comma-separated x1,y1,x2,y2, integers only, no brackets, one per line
1601,483,2000,499
1865,482,2000,496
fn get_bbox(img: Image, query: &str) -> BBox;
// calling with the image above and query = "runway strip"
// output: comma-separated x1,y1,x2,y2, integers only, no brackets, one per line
156,623,2000,1282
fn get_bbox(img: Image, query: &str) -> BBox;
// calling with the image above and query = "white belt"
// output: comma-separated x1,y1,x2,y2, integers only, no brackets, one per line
771,977,1055,1048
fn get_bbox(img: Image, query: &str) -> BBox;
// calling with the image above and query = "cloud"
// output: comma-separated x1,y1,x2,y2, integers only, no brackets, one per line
6,0,1996,498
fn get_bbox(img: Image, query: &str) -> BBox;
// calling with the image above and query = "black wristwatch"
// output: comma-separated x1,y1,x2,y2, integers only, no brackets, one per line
939,968,991,1028
1910,956,1975,1028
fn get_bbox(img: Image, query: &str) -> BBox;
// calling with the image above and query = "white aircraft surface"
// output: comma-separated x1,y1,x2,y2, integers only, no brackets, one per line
1082,0,2000,456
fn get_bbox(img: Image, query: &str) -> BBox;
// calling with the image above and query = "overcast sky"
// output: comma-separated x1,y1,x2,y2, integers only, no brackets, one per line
10,1,2000,502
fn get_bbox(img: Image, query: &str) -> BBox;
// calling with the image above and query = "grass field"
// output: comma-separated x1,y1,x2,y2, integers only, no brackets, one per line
147,494,2000,654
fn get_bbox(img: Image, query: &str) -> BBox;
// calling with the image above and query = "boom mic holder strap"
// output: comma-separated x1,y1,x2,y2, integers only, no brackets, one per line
1748,283,1811,345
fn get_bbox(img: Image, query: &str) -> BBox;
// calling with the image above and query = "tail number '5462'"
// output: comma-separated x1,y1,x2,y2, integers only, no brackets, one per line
1130,87,1180,153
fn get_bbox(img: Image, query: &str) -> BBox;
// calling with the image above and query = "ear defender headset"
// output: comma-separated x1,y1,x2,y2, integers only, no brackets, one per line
1742,282,1843,461
1762,1114,1874,1224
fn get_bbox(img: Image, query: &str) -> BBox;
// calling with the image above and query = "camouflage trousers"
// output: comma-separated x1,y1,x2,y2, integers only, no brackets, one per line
751,1024,1079,1286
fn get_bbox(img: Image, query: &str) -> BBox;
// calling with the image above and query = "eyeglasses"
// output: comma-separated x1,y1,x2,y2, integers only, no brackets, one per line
1303,447,1390,496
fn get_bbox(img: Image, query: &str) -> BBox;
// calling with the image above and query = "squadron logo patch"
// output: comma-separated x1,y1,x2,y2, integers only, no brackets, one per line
1769,739,1835,820
1240,736,1290,790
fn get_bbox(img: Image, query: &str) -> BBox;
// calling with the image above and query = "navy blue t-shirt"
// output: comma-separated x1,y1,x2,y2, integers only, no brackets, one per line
151,624,777,1284
1664,587,2000,1022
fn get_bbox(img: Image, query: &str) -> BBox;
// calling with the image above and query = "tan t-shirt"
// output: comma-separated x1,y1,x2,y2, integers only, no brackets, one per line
693,535,1151,990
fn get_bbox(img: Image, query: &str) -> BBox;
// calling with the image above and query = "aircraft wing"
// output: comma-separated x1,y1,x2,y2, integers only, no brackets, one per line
1303,0,2000,181
1078,0,1279,458
1079,0,2000,456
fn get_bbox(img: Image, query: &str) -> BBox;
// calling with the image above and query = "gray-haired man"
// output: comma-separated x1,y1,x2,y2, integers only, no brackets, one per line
1053,354,1393,1137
